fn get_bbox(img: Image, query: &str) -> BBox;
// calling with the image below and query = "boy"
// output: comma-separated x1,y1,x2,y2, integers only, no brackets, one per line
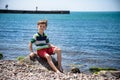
29,20,63,73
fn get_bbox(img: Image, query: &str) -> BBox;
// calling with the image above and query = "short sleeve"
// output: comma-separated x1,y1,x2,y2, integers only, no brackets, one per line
30,38,36,43
30,33,38,43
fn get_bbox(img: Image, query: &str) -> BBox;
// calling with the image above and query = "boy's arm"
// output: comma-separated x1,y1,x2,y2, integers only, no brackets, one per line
29,42,34,53
29,42,36,61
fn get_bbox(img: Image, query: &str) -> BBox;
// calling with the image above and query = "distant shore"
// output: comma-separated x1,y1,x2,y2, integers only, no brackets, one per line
0,9,70,14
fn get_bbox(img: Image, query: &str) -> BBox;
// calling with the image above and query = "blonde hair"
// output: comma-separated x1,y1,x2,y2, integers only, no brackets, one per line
37,20,47,26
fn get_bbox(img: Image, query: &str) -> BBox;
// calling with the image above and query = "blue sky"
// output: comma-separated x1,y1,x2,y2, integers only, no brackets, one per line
0,0,120,11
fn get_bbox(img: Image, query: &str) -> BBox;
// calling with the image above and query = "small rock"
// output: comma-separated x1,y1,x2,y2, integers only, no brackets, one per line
71,67,80,73
0,53,3,59
110,71,120,79
13,72,17,76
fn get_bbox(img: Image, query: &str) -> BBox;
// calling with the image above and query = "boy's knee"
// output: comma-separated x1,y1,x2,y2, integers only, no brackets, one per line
56,48,62,53
45,54,51,60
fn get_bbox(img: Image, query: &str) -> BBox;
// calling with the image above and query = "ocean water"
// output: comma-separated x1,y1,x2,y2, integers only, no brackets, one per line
0,12,120,72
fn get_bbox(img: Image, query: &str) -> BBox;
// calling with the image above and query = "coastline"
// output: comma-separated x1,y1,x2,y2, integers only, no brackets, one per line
0,9,70,14
0,12,120,80
0,60,119,80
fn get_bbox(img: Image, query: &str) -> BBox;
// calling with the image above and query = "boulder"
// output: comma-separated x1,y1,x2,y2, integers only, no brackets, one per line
98,71,120,79
19,54,58,71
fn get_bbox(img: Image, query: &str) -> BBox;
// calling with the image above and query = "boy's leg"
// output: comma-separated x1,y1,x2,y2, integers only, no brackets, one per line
44,53,60,73
37,49,60,73
54,47,63,72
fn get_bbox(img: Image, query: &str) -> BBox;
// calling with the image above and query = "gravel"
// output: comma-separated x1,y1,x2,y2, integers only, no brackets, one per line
0,60,119,80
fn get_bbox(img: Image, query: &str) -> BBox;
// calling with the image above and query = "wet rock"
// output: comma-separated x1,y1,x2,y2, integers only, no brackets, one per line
70,67,80,73
0,53,3,59
17,56,25,61
89,67,117,74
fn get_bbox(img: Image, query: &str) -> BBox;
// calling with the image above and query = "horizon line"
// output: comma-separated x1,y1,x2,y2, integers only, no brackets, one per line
0,9,120,12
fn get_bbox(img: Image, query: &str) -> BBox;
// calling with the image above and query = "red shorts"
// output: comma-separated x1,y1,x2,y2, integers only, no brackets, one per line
37,47,55,58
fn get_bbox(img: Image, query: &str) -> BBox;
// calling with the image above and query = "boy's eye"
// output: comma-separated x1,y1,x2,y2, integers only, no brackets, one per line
40,26,45,27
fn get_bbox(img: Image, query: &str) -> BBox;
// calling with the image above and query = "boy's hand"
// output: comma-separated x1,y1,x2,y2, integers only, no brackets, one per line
29,52,36,61
29,52,34,57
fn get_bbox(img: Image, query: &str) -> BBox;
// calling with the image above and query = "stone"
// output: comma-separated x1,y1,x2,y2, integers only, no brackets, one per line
70,67,80,73
0,53,3,59
17,56,25,61
98,71,120,79
110,71,120,79
21,54,58,71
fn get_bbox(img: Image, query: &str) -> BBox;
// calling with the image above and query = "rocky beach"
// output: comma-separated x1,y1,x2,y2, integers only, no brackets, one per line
0,12,120,80
0,56,120,80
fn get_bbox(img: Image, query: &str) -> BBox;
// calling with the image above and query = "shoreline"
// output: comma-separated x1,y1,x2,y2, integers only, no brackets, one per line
0,60,119,80
0,9,70,14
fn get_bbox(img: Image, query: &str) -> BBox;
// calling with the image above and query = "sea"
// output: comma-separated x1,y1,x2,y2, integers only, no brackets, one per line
0,12,120,72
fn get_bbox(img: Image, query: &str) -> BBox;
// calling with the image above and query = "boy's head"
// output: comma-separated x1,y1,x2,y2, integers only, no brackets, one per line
37,20,48,31
37,20,47,26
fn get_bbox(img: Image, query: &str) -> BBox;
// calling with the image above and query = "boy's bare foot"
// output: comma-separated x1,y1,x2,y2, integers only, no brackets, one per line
58,66,63,73
56,70,61,73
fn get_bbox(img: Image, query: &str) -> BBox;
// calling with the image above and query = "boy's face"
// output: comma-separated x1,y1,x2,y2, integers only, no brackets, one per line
38,24,46,31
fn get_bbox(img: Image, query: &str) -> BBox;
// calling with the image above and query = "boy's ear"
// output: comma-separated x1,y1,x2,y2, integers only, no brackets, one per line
37,25,39,28
45,26,47,30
